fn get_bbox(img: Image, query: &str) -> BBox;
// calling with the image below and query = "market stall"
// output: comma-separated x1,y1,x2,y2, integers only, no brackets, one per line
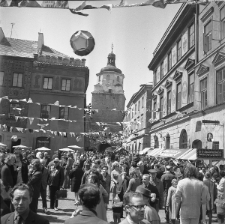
147,148,164,157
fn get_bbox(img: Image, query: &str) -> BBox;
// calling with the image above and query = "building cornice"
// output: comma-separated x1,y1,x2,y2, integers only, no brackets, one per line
30,90,86,98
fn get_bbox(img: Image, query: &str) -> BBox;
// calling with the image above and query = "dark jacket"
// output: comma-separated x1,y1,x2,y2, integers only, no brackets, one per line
69,167,84,192
28,170,42,196
41,167,49,190
21,160,29,184
1,164,14,189
1,210,49,224
48,166,64,188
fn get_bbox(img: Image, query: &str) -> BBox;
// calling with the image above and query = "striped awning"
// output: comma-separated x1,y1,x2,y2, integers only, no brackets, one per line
179,148,197,160
147,148,164,157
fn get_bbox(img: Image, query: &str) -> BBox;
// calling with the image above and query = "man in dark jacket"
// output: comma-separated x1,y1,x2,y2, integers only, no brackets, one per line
27,159,42,213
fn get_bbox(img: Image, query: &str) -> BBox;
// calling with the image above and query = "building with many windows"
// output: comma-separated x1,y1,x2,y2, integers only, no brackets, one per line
123,83,152,154
0,28,89,153
148,2,225,158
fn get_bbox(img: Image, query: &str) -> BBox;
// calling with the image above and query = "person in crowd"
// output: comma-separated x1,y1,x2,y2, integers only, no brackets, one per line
175,163,207,224
135,185,161,224
27,154,34,165
43,152,50,167
101,165,111,205
39,159,49,214
0,179,11,216
69,161,84,205
125,170,141,193
66,184,109,224
87,169,108,221
48,158,64,211
121,191,150,224
105,156,112,175
1,183,49,224
161,165,175,222
166,179,179,224
149,169,164,210
62,156,70,189
27,159,42,213
141,174,159,211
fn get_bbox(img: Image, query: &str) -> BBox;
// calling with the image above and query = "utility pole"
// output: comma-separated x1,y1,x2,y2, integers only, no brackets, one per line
10,23,15,38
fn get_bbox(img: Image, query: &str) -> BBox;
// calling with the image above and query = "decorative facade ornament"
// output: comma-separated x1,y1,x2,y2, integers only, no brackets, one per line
173,70,183,81
212,51,225,67
196,64,209,77
184,58,195,71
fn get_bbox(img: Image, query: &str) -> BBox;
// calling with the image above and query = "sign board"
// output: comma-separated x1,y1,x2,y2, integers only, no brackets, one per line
197,149,224,160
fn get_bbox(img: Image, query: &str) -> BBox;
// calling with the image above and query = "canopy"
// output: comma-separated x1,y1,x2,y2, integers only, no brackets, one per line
179,148,197,160
59,147,74,152
68,145,84,152
147,148,164,157
139,147,151,155
158,148,191,159
13,145,29,149
35,147,51,151
0,142,7,147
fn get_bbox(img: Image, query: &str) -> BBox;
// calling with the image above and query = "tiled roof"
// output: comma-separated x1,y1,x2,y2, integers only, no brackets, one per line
0,37,69,59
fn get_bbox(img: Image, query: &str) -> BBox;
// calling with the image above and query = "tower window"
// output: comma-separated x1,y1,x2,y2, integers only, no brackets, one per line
117,76,120,82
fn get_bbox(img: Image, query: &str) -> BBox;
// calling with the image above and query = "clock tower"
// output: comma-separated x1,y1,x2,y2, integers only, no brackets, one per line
91,47,125,132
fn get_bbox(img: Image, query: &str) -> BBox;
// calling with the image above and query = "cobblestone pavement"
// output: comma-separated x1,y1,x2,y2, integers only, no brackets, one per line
37,190,218,224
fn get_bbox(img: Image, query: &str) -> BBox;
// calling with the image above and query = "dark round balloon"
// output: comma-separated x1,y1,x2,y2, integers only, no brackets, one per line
70,30,95,56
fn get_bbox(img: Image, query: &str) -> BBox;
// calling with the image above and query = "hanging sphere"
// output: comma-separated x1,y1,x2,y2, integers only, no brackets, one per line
11,135,18,142
70,30,95,56
76,136,82,142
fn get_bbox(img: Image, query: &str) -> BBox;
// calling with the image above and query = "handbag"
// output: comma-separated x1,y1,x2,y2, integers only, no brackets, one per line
56,189,67,199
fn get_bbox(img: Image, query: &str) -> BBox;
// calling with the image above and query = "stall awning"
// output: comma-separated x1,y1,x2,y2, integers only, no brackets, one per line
158,148,192,159
148,148,164,157
140,147,151,155
179,148,197,160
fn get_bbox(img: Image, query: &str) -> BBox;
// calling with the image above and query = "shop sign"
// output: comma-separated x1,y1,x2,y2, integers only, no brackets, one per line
197,149,224,160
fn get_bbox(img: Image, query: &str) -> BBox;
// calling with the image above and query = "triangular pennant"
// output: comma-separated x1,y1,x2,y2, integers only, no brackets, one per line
29,117,34,125
27,98,33,103
54,101,59,106
15,116,19,122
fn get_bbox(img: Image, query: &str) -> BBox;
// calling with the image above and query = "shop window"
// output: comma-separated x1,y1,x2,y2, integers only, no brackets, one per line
13,73,23,87
179,129,188,149
61,79,71,91
188,73,194,103
217,67,225,104
43,77,53,90
200,77,207,109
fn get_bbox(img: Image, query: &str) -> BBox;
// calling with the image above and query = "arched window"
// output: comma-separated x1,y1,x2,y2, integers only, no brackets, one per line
117,76,120,82
154,135,159,148
165,133,170,149
179,129,188,149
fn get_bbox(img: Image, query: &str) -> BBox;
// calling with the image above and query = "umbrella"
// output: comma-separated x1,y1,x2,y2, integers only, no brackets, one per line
59,147,74,152
35,147,51,151
13,145,29,149
67,145,83,152
0,142,7,147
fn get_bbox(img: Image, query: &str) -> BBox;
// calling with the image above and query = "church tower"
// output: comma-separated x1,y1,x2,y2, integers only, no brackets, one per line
91,46,125,132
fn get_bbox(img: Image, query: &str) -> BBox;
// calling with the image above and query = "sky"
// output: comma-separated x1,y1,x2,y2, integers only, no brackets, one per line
0,1,182,107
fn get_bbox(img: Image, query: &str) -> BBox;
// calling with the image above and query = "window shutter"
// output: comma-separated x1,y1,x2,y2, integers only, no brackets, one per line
212,20,220,40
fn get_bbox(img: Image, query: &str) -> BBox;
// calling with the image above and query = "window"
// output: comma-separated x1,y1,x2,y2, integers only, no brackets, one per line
177,39,182,61
165,134,170,149
98,75,101,82
141,115,143,129
117,76,120,82
13,73,23,87
0,72,4,86
177,83,182,110
59,107,69,120
153,100,157,119
160,62,164,79
189,23,195,48
179,129,188,149
168,51,172,70
212,141,219,149
188,73,194,103
154,135,159,148
160,95,164,119
203,20,212,53
153,71,157,86
135,104,137,115
167,90,171,114
61,79,70,91
9,103,20,116
221,6,225,39
200,77,207,109
43,77,53,90
138,101,140,112
142,96,144,108
40,105,51,118
217,67,225,104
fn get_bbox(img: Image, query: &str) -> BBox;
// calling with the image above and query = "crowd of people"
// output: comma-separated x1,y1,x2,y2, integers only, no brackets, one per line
0,146,225,224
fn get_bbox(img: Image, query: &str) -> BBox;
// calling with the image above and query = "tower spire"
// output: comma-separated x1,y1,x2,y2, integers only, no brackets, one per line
111,43,114,53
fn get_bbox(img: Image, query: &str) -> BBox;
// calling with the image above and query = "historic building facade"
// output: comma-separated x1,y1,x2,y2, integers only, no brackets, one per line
148,2,225,157
0,29,89,153
91,49,125,133
123,84,152,154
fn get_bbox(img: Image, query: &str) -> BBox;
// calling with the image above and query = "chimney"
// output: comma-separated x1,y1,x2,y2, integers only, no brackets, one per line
0,27,5,42
38,32,44,54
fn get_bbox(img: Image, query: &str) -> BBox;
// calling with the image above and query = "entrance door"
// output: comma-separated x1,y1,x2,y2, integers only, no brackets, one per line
192,139,202,150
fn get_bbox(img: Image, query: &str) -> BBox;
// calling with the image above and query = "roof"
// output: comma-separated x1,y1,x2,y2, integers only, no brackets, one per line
0,37,69,59
100,64,122,74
